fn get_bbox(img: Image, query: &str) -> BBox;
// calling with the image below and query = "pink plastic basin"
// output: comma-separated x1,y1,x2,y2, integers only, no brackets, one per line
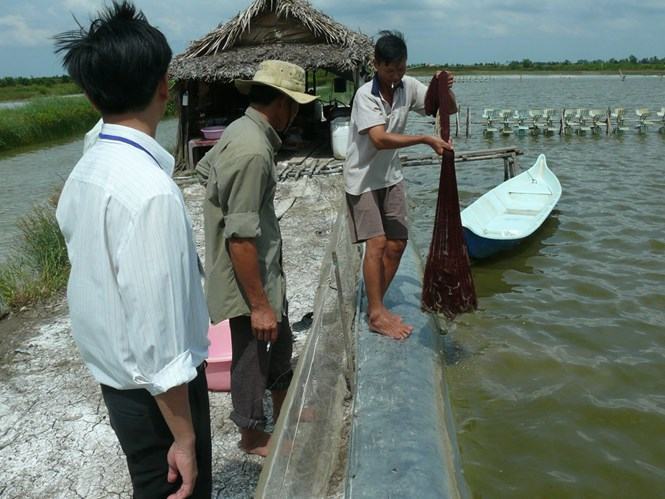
206,320,232,392
200,126,225,140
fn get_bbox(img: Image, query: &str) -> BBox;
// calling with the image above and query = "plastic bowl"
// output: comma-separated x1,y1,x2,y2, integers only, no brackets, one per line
206,320,232,392
201,126,225,140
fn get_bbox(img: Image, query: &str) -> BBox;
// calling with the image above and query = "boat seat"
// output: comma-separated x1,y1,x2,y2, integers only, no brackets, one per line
508,188,553,196
504,207,541,216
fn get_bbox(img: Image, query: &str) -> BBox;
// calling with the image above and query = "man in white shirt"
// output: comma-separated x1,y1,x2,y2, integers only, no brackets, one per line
54,2,211,497
344,31,454,340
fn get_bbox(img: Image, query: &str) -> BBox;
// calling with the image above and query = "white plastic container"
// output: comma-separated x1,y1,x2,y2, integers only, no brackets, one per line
330,117,350,160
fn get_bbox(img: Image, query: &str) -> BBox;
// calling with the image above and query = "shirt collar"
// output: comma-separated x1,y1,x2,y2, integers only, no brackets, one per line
245,106,283,151
99,123,175,174
371,74,404,97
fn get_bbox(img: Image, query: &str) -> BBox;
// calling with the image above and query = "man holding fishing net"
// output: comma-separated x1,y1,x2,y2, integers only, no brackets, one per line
344,30,455,339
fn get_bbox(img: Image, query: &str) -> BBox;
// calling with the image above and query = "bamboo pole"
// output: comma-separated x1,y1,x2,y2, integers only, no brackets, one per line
455,106,460,137
466,106,470,138
560,108,565,135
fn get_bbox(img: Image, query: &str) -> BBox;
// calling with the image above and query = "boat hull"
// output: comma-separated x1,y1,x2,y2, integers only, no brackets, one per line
461,154,561,260
463,228,524,259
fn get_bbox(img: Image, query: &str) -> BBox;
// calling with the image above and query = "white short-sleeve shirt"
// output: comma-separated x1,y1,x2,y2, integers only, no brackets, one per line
344,75,428,195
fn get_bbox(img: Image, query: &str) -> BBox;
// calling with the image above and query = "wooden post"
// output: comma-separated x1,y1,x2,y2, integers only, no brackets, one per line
606,107,612,135
455,105,460,137
510,151,519,176
503,157,509,181
177,82,190,169
466,106,470,138
560,108,564,135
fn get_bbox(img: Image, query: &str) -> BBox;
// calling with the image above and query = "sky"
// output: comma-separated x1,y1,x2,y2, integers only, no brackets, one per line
1,0,664,77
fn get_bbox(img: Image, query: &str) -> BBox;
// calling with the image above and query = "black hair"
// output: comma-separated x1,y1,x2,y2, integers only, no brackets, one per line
54,1,172,115
374,30,407,64
248,84,285,106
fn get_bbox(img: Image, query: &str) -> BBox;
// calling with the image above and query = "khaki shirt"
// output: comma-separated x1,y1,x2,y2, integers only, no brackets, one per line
197,107,285,323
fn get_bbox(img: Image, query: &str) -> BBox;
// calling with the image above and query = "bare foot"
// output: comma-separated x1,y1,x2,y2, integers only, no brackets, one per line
384,308,403,324
238,428,271,457
368,308,413,340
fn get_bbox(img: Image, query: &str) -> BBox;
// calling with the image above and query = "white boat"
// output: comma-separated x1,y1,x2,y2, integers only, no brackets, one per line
461,154,562,259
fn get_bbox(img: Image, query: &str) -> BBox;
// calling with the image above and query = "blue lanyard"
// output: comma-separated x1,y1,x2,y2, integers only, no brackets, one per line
98,133,160,168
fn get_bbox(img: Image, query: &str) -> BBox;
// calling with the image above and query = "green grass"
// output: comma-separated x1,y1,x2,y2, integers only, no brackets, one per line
0,82,80,102
0,93,179,155
0,190,70,310
0,96,100,154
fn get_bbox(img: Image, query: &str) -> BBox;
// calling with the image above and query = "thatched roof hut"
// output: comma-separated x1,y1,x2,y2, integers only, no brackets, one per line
170,0,374,169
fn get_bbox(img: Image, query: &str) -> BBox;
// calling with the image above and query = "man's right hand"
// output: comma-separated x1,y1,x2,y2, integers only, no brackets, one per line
426,135,454,156
251,304,278,343
166,440,197,499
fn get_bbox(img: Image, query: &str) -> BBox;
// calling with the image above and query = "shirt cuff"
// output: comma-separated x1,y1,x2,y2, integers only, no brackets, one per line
142,350,199,396
224,212,261,239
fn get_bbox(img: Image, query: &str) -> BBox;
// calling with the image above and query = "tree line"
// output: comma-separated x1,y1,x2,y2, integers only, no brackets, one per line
409,55,665,72
0,76,72,88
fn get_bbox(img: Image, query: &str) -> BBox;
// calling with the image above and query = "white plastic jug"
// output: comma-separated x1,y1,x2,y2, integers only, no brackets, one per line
330,117,350,160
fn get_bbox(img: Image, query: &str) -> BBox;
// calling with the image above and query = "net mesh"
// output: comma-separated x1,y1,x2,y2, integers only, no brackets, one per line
421,72,477,319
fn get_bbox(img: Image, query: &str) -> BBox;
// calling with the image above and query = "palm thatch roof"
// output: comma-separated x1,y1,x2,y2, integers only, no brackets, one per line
170,0,373,82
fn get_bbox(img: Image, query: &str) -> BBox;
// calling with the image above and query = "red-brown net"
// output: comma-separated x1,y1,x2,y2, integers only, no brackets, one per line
421,72,477,319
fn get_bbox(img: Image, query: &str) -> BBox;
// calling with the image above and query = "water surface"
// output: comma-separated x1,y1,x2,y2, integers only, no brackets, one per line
405,75,665,497
0,119,178,262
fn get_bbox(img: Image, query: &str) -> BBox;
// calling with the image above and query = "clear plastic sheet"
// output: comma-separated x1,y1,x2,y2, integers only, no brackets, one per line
256,206,361,499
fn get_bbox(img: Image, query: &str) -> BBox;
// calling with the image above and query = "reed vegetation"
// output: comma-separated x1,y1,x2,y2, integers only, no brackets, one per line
0,94,179,155
0,190,69,311
0,96,100,154
0,82,79,102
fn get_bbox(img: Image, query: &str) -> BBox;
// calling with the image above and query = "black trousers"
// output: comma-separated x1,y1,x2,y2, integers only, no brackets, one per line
101,365,212,499
229,314,293,430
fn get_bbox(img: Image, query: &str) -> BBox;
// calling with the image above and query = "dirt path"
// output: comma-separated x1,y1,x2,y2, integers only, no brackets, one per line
0,175,342,498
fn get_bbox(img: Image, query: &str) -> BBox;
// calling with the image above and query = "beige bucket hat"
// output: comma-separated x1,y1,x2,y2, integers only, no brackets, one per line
235,60,318,105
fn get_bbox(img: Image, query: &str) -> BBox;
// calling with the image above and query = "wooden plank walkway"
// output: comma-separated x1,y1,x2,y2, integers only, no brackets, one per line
277,146,524,180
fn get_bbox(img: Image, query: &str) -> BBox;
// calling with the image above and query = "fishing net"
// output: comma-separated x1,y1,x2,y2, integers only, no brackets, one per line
421,72,477,319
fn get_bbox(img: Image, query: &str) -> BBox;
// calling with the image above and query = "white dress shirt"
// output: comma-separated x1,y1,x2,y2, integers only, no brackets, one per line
83,118,103,154
57,123,209,396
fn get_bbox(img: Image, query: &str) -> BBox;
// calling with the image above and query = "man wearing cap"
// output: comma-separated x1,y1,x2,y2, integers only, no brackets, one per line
196,60,317,457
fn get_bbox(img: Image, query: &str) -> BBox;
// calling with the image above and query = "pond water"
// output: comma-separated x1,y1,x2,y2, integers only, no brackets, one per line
0,119,178,262
0,101,27,110
405,75,665,497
